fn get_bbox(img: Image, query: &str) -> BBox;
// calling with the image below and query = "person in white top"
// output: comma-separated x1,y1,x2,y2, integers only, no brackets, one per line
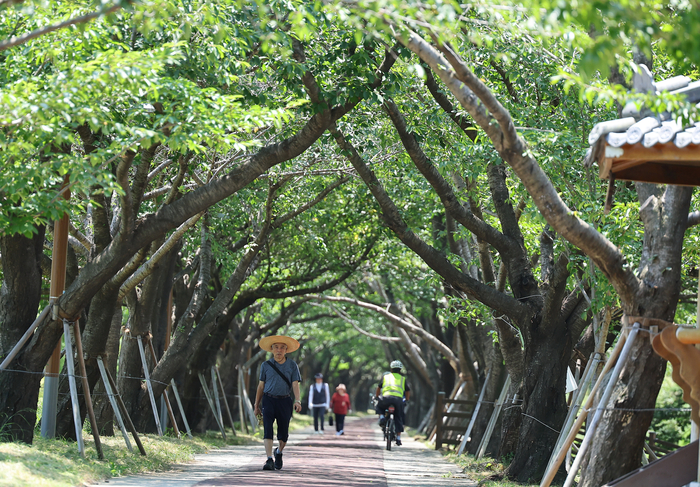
308,373,330,434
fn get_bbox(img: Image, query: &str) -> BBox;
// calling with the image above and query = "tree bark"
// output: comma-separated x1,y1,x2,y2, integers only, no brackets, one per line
0,227,46,443
578,184,692,486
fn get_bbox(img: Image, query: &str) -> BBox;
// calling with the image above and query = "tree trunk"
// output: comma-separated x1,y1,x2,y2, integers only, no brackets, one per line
578,185,692,486
0,228,46,443
505,327,571,481
120,266,171,432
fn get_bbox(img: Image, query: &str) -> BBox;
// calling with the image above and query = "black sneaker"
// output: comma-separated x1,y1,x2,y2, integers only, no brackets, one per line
263,458,275,470
395,438,402,446
274,448,283,470
379,416,386,427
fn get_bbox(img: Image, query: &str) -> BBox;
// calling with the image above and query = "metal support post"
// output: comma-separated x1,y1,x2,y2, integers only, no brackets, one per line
198,372,227,439
458,369,491,455
476,375,511,459
540,324,630,487
562,323,641,487
545,352,601,476
215,366,236,435
170,379,193,439
238,368,249,434
63,320,85,458
211,367,225,435
137,336,163,436
72,319,103,459
104,366,146,456
146,339,179,438
97,356,132,452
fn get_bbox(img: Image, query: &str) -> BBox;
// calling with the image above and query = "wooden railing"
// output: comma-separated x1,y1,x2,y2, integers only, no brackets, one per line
435,391,476,450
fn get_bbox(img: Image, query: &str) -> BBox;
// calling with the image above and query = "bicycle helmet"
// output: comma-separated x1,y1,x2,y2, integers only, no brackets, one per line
390,360,403,370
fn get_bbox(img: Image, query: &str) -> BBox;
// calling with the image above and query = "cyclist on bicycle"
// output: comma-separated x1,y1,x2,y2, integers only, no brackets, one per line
375,360,410,446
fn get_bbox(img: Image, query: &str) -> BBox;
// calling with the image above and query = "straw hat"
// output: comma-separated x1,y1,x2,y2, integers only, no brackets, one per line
259,335,300,353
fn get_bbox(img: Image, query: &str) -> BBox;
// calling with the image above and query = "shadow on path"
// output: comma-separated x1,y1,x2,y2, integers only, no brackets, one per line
196,417,387,487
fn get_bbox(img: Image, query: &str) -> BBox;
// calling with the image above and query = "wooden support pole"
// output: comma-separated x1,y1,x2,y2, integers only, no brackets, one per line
43,177,70,439
136,336,163,436
96,356,132,452
476,375,511,460
458,369,491,455
540,326,630,487
146,339,180,439
215,366,236,435
562,323,640,487
435,392,445,450
63,319,85,458
198,372,227,439
104,366,146,456
72,319,103,459
170,379,193,439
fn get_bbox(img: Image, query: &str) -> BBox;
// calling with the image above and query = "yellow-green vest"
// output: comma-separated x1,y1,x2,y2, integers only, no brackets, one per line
381,372,406,398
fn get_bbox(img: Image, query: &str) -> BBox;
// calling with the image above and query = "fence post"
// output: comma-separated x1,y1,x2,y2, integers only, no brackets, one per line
435,392,445,450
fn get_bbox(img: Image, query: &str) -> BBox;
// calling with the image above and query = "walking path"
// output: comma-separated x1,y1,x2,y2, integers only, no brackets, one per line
89,417,475,487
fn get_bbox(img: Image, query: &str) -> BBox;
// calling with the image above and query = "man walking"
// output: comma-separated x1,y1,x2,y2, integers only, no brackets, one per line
308,372,330,434
254,335,302,471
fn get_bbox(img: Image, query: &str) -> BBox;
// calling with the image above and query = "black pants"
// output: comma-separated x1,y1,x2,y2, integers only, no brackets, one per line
376,395,404,433
335,413,346,432
312,406,326,431
262,394,293,441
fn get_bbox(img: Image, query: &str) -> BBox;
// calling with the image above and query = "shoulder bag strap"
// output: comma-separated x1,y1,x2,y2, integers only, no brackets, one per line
266,359,292,390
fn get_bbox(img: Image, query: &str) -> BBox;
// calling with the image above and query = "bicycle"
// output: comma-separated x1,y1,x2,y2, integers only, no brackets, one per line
382,404,396,451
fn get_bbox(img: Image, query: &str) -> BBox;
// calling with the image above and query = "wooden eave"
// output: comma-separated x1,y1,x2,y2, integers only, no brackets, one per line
599,142,700,186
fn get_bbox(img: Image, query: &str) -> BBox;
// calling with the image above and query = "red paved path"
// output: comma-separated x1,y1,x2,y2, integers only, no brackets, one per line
195,417,388,487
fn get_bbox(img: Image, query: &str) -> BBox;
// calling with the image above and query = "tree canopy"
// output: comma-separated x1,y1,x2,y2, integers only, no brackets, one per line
1,1,700,485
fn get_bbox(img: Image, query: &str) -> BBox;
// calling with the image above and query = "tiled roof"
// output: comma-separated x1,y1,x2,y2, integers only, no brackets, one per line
584,66,700,169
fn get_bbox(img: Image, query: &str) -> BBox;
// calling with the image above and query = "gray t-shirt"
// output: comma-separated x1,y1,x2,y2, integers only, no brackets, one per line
259,358,301,396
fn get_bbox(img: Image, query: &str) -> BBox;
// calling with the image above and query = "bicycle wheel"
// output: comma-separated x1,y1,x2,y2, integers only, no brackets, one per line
386,418,394,451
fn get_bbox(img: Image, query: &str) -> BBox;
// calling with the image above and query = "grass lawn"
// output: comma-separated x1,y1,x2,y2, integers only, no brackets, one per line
0,415,314,487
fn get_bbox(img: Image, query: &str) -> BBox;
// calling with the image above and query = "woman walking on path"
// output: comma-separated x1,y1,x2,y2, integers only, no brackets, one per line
330,384,351,435
254,335,302,471
308,373,330,434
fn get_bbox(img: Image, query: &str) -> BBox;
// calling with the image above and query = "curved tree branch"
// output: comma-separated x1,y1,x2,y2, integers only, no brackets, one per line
397,27,640,303
330,122,531,323
315,294,460,373
0,3,123,52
